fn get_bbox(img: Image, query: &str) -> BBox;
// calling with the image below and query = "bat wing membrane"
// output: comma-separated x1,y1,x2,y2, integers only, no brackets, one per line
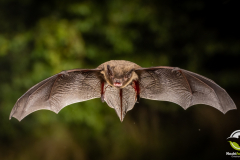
136,67,236,113
104,84,136,121
10,69,102,121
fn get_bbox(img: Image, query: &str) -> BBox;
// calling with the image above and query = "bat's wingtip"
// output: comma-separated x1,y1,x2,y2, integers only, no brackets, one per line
9,112,13,120
222,107,237,114
9,114,22,122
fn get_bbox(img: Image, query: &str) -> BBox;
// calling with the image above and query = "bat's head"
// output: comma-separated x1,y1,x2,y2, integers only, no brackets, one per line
104,65,137,88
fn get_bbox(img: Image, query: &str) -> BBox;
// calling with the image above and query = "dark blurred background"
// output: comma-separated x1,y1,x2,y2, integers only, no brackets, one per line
0,0,240,159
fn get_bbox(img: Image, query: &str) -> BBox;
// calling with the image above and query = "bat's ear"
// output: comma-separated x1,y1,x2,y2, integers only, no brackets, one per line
107,65,113,76
125,69,134,78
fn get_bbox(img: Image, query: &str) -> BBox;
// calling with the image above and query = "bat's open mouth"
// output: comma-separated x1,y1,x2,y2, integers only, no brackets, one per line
114,82,122,87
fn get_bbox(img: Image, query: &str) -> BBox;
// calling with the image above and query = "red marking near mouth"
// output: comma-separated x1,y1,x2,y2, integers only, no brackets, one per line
114,82,122,87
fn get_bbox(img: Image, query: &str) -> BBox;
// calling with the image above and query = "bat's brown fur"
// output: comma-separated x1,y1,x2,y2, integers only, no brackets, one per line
98,60,141,88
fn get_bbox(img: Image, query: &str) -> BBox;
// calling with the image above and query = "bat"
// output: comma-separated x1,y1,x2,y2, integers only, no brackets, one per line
10,60,236,122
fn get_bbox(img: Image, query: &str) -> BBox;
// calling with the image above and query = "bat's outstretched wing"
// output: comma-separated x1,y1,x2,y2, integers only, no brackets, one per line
10,69,102,121
136,67,236,113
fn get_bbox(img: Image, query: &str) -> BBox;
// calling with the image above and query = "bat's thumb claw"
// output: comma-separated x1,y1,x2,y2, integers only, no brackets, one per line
172,67,181,74
59,71,69,76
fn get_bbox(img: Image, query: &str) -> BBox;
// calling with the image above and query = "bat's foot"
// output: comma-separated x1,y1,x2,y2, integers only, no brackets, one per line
101,94,105,103
136,95,140,103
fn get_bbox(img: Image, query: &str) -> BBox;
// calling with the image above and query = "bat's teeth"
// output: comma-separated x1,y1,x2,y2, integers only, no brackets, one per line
114,83,122,87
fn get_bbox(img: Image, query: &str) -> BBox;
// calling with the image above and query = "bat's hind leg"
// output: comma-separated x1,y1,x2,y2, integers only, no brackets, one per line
101,82,105,102
132,81,140,103
101,82,111,103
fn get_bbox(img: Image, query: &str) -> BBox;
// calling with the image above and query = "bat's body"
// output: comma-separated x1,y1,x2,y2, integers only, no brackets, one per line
10,60,236,122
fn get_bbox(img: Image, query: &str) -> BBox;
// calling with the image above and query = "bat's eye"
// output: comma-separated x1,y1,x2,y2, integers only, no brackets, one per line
124,75,128,81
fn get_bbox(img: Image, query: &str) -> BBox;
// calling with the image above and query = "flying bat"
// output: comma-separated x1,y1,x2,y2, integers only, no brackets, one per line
10,60,236,122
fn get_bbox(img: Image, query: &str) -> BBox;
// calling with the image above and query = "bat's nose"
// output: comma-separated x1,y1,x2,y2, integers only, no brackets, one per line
114,79,121,83
113,79,122,87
